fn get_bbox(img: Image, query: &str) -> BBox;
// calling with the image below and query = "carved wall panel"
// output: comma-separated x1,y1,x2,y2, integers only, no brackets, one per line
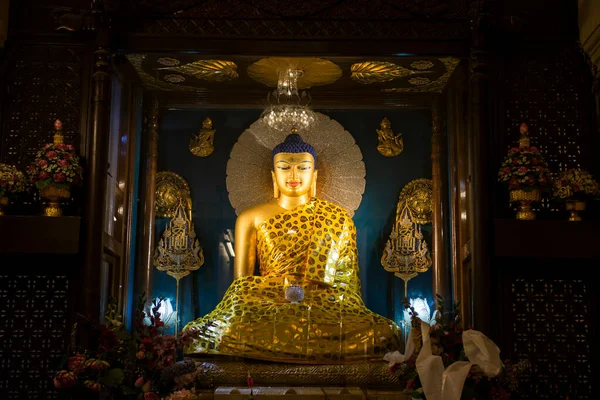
0,45,84,169
511,277,592,399
0,274,70,399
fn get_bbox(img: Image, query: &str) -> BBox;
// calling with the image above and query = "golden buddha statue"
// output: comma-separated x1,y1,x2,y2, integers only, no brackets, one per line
183,133,402,364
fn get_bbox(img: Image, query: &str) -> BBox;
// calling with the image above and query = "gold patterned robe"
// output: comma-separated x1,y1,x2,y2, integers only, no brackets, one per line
183,199,401,363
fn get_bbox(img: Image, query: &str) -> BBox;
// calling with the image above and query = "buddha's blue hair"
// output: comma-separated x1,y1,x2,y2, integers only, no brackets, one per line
272,133,317,169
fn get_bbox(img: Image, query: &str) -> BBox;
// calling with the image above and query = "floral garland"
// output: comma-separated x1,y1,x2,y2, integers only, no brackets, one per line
0,163,26,197
552,168,600,200
497,146,552,190
28,142,83,189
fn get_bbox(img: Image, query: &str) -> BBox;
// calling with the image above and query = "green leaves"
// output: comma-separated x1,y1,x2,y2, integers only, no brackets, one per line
98,368,124,387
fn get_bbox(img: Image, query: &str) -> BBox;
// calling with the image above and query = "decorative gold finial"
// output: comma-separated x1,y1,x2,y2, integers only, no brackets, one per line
377,117,403,157
190,117,215,157
519,122,530,148
53,119,64,145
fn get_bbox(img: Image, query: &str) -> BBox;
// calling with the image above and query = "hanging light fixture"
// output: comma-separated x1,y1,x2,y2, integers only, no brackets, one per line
260,68,317,133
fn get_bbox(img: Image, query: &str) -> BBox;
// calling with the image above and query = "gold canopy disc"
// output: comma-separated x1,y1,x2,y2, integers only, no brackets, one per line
247,57,342,89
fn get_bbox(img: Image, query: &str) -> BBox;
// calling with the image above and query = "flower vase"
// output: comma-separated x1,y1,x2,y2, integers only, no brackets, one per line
565,199,586,221
509,188,541,220
0,196,8,216
39,184,70,216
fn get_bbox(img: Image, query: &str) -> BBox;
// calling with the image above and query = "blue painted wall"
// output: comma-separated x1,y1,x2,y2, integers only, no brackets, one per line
153,108,434,328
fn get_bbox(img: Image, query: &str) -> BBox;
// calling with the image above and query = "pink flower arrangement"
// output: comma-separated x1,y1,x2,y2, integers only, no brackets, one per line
497,146,552,190
0,163,27,197
52,294,193,399
28,142,83,189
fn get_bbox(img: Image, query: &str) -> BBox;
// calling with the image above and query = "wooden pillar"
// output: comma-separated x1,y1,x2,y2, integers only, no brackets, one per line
467,7,493,332
81,29,111,320
134,95,159,304
431,96,451,310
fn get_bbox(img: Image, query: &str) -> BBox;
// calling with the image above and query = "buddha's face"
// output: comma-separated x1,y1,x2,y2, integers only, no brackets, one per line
272,152,316,198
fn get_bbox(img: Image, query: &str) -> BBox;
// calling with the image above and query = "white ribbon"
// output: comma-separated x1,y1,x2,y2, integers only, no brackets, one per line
383,327,416,368
414,319,503,400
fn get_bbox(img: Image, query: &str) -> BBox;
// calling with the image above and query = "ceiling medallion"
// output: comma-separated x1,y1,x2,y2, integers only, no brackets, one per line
155,171,192,218
408,77,431,86
410,60,434,70
158,60,239,82
382,57,460,93
398,178,433,224
157,57,180,66
350,61,432,84
164,74,186,83
247,57,342,89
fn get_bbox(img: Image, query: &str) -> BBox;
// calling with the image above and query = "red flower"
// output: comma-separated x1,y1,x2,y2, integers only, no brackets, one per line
56,143,66,150
53,370,77,388
83,380,102,392
53,173,66,182
57,159,69,167
39,171,50,180
63,153,72,159
68,353,86,374
37,160,48,167
66,144,75,151
45,151,58,159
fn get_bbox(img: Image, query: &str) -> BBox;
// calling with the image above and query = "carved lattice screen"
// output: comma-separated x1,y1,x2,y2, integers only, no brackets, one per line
511,277,592,399
0,274,70,399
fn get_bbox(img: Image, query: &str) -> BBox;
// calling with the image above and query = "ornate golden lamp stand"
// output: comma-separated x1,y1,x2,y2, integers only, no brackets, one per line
154,202,204,335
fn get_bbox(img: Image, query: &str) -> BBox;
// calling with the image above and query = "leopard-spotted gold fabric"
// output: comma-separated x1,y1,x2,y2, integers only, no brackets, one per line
183,198,401,364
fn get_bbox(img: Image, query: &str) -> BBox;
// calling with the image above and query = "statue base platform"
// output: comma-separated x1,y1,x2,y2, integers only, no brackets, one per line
186,356,406,389
192,386,409,400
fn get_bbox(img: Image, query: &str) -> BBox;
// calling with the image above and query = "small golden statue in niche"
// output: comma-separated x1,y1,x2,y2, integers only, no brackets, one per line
377,117,403,157
190,117,215,157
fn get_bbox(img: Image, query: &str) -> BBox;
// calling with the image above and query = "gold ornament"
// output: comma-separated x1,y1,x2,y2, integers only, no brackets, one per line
350,61,431,84
381,201,432,298
399,178,433,224
509,189,541,220
0,196,8,216
410,60,435,70
247,57,342,89
226,113,365,217
382,57,460,93
155,171,192,218
158,59,239,82
154,202,204,334
190,117,216,157
40,184,70,217
376,117,403,157
565,199,586,221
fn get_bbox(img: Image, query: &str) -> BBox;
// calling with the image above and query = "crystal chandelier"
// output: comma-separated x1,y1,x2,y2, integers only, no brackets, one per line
261,68,316,133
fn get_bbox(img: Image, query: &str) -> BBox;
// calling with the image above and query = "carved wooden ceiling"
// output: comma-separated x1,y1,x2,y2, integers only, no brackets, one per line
126,54,461,109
